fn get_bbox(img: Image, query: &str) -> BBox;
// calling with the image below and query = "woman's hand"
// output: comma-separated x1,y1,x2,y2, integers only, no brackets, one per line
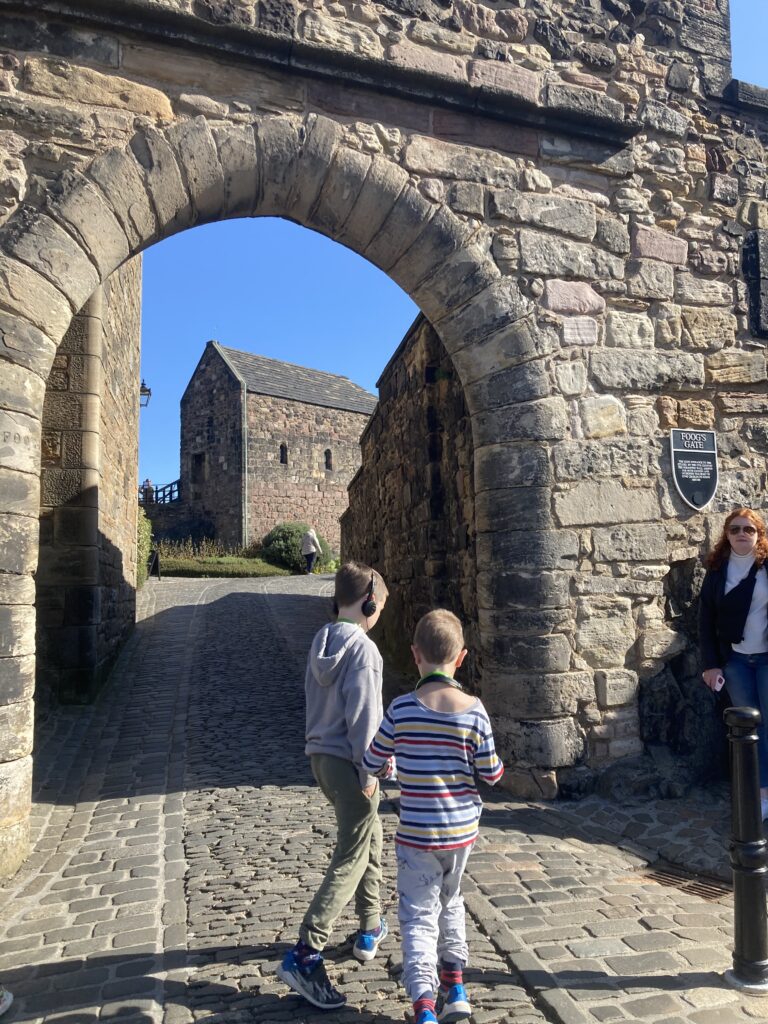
362,781,378,799
702,668,724,691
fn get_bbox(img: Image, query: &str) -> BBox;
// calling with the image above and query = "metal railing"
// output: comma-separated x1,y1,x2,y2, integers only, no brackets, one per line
138,479,181,505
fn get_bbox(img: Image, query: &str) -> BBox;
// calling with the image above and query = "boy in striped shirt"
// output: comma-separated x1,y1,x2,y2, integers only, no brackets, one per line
363,610,503,1024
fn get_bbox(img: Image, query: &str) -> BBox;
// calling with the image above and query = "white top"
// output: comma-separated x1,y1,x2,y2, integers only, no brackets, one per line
726,553,768,654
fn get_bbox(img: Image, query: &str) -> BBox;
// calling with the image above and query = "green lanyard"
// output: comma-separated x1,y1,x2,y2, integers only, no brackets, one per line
415,671,463,691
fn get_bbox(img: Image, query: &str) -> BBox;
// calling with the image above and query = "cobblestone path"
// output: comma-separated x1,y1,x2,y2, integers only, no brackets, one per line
0,577,765,1024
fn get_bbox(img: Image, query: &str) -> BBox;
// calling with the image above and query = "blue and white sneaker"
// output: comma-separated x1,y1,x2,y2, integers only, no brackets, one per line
353,917,388,961
436,983,472,1022
416,1010,438,1024
276,950,347,1010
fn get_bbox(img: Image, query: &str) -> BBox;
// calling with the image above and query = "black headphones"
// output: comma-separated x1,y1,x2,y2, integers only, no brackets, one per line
361,572,377,618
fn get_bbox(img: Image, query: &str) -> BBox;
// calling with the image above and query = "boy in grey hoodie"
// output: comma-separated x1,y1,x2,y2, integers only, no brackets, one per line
277,562,390,1010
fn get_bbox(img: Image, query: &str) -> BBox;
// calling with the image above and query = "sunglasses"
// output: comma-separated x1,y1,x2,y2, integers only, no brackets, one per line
729,525,758,536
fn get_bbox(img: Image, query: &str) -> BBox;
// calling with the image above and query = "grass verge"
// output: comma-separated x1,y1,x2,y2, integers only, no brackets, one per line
159,556,292,578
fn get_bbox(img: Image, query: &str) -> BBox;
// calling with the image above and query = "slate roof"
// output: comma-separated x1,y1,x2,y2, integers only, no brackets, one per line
215,343,378,416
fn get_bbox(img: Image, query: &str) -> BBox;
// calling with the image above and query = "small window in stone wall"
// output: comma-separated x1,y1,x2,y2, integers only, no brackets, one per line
191,452,205,483
280,443,288,465
325,449,333,471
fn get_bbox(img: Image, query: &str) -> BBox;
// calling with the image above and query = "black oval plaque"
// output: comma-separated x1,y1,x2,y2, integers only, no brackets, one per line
670,429,718,511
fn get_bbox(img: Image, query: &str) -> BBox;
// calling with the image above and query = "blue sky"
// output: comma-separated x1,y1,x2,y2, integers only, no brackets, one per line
138,2,767,487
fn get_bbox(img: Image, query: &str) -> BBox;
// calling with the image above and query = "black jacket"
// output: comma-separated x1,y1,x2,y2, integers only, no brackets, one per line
699,559,767,669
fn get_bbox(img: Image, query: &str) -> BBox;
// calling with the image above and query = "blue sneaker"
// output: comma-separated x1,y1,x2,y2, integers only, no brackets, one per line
276,950,346,1010
416,1010,438,1024
353,917,388,962
437,983,471,1022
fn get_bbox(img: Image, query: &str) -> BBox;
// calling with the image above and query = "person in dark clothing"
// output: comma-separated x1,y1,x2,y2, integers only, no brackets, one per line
699,507,768,817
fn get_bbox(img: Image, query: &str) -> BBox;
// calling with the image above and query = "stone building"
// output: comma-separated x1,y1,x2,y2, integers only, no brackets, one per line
174,341,376,550
3,0,768,872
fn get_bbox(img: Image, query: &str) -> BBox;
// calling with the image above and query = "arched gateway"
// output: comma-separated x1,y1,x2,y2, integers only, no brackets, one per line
1,0,766,875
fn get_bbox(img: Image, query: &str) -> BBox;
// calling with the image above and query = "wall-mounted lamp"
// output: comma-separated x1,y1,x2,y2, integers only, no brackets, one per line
140,380,152,408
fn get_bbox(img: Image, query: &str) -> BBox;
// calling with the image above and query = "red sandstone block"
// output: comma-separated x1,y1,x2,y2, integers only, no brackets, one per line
631,225,688,265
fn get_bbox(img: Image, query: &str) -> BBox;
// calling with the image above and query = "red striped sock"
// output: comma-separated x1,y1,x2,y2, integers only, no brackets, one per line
414,994,436,1018
439,963,463,989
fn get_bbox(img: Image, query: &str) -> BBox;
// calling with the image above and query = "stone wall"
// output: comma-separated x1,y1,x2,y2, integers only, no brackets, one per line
246,392,369,551
98,258,142,678
343,316,476,683
36,259,142,709
180,343,244,547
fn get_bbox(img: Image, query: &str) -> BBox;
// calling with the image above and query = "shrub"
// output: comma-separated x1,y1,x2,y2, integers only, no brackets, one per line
137,506,153,589
262,522,333,573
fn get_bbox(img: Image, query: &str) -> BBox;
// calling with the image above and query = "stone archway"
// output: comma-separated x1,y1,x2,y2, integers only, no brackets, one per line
0,110,541,875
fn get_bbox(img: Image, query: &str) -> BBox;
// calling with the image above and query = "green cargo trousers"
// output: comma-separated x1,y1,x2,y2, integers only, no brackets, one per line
300,753,383,951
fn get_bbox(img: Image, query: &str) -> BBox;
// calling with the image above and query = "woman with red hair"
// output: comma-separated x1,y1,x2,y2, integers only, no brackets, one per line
700,507,768,816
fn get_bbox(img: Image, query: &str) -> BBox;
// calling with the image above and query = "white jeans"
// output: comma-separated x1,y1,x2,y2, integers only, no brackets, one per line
396,842,471,1002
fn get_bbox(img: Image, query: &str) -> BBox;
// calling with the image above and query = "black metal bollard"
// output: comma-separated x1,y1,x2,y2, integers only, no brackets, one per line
724,706,768,992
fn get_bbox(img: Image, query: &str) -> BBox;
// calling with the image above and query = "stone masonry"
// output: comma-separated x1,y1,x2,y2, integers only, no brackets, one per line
177,340,375,549
36,258,142,712
343,315,478,682
0,0,768,872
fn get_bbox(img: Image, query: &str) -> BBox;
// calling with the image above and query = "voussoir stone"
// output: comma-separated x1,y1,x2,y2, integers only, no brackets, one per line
44,169,131,281
365,184,436,274
211,123,258,219
166,117,226,223
289,114,343,225
338,155,409,254
309,147,371,237
465,360,550,414
130,125,196,235
437,276,528,355
0,255,72,341
390,205,471,299
0,206,99,311
411,244,500,323
87,146,160,249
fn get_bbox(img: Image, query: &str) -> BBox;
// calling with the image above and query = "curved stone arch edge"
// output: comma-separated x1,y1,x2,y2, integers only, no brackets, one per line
0,111,553,812
0,109,541,545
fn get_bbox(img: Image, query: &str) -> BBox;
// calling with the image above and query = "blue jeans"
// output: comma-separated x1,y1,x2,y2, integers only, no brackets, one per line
725,651,768,787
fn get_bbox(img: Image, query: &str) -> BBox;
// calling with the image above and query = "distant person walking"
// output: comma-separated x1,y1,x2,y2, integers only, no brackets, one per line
700,507,768,817
301,527,321,574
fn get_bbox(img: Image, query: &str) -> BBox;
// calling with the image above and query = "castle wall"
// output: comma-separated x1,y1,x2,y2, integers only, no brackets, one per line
36,259,142,708
179,345,244,547
343,317,476,684
245,392,369,551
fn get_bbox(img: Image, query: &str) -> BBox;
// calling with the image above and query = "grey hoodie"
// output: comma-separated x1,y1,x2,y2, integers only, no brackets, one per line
304,621,384,788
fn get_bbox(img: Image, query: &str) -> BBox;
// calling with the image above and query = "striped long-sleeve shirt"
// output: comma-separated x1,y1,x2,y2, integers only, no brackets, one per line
363,693,504,850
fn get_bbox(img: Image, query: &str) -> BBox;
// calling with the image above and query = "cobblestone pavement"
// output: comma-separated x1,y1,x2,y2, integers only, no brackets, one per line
0,576,763,1024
